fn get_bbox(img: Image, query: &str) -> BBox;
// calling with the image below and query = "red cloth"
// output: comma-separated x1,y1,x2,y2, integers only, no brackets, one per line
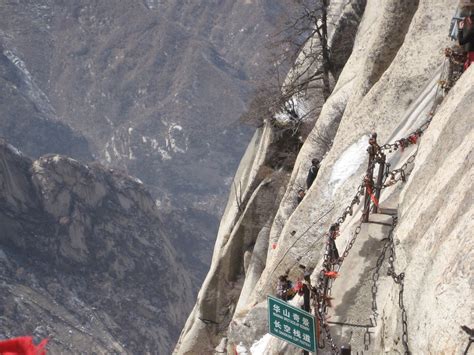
293,280,304,293
464,52,474,71
324,271,339,279
408,134,418,145
0,337,48,355
366,186,379,207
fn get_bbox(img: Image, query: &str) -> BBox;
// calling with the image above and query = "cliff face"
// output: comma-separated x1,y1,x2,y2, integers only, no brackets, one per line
0,140,193,354
176,0,473,354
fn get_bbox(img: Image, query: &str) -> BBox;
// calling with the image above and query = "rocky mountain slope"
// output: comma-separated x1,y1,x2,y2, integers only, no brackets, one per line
0,139,193,354
0,0,294,283
175,0,473,354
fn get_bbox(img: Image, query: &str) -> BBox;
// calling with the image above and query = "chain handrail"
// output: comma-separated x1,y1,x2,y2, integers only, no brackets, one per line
386,216,410,355
309,52,453,353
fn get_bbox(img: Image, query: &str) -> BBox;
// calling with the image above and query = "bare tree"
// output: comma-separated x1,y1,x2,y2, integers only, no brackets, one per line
240,1,333,133
276,0,332,100
309,126,332,151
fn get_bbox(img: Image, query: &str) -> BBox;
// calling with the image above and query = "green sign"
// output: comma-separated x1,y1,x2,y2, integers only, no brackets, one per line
267,295,317,353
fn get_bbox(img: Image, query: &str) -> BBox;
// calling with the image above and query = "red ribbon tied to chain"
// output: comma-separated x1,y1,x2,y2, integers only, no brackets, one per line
0,336,48,355
366,185,379,207
324,271,339,279
408,134,418,144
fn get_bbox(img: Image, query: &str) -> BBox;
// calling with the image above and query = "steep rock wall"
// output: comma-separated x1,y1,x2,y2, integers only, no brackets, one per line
384,68,473,354
177,0,472,353
174,123,305,353
174,1,367,352
264,0,420,258
253,0,456,300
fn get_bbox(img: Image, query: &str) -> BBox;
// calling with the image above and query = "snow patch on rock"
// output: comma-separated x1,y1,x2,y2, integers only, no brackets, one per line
6,143,23,157
138,135,173,160
144,0,159,10
3,49,56,119
167,124,187,154
329,135,368,196
250,333,272,354
104,149,111,163
236,342,249,354
158,147,172,160
131,176,143,185
273,97,310,125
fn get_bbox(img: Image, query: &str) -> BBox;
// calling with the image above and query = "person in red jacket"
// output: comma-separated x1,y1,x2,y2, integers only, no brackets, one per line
458,13,474,70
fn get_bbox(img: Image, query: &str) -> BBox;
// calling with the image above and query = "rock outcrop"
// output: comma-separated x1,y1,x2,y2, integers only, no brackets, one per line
176,0,473,354
0,140,193,354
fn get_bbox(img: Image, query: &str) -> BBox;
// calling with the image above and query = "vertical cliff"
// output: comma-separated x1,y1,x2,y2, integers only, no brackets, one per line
176,0,472,354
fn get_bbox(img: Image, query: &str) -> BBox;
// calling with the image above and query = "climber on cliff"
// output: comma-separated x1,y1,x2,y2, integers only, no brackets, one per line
276,273,296,301
328,224,340,263
296,189,306,204
299,264,313,284
297,265,312,312
458,11,474,69
306,159,320,189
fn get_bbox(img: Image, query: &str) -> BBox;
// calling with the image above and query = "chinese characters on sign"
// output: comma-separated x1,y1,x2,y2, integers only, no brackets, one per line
268,296,317,353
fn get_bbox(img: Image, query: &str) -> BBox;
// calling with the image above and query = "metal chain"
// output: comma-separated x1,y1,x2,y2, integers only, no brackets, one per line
364,327,371,350
316,232,340,354
382,152,417,188
320,314,339,354
371,236,390,326
386,216,410,355
314,149,416,353
314,155,417,353
314,153,408,353
380,54,450,155
339,223,362,264
310,55,451,352
444,47,466,66
314,221,363,354
441,47,465,92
